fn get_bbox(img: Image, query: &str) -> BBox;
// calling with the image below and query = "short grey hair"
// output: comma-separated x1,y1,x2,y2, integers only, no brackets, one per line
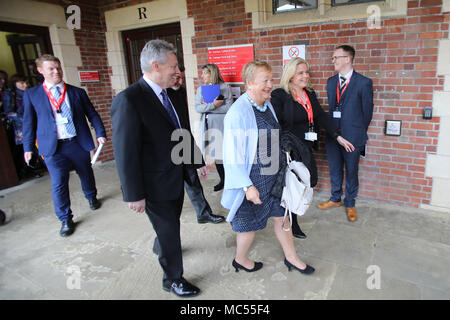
140,39,177,73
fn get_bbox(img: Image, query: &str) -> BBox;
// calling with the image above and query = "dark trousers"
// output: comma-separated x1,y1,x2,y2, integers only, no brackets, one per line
184,166,212,220
44,139,97,222
146,195,184,281
325,138,362,208
216,162,225,184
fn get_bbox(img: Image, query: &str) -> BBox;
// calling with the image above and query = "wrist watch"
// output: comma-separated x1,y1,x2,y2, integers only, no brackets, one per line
243,185,252,192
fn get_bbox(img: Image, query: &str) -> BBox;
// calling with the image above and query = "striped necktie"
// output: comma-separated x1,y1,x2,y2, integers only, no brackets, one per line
53,86,76,136
340,76,346,90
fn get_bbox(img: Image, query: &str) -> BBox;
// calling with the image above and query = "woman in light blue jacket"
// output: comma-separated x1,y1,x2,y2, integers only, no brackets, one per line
195,64,233,191
221,61,314,275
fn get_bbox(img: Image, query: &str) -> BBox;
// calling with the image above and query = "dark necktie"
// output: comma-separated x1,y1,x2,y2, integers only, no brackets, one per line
160,90,180,128
340,76,346,90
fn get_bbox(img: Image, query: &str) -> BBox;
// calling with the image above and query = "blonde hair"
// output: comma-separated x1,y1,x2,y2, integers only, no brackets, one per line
280,57,313,97
202,63,224,84
35,54,61,68
241,60,272,88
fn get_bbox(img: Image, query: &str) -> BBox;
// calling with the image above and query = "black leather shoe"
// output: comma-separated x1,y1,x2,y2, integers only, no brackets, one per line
89,197,101,210
197,213,225,224
213,182,224,192
232,259,263,272
60,219,75,237
284,258,314,275
292,227,307,239
162,278,200,297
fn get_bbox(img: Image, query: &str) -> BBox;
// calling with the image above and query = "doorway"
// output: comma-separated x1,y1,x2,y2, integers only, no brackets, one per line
122,22,183,84
0,21,52,189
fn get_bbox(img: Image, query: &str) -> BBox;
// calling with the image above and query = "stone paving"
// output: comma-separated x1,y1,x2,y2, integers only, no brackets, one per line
0,161,449,300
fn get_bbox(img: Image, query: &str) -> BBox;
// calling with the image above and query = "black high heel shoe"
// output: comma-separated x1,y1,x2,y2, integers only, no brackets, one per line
232,259,263,272
291,216,307,239
284,258,315,275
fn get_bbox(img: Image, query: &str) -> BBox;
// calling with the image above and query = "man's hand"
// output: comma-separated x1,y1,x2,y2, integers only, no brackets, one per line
24,151,33,165
128,199,146,213
97,137,107,144
198,166,208,177
337,136,355,152
245,186,262,205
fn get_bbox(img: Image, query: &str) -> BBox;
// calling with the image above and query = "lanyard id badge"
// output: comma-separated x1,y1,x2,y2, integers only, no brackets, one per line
55,113,69,125
43,83,67,113
305,123,317,141
294,89,317,141
335,75,351,119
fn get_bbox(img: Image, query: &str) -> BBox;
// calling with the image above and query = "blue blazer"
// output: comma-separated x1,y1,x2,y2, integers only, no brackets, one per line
22,84,106,157
326,71,373,147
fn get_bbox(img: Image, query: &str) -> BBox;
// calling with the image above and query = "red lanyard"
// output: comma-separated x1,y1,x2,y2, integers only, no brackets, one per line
294,89,314,125
43,83,67,113
336,75,352,104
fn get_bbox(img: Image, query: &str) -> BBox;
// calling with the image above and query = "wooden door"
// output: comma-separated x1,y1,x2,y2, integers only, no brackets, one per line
122,22,183,84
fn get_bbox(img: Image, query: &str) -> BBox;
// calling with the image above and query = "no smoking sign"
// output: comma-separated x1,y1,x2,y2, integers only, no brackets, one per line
283,45,306,66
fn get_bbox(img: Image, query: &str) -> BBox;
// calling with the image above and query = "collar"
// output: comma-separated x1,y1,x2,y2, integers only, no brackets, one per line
44,80,64,90
339,69,353,82
143,74,164,97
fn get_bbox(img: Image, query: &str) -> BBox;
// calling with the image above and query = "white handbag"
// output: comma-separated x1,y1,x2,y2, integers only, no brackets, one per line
280,152,313,231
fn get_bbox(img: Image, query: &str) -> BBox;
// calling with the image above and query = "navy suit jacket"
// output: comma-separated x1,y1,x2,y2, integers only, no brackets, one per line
22,84,106,157
326,71,373,147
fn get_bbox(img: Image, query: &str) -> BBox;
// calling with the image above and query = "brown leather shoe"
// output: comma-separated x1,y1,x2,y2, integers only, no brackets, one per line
346,207,358,222
317,200,342,210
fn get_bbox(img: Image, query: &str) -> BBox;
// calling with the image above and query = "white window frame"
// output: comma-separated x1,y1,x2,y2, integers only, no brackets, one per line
245,0,407,29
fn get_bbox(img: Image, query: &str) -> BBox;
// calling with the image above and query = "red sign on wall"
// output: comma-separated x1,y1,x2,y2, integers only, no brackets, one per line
78,71,100,82
208,44,254,84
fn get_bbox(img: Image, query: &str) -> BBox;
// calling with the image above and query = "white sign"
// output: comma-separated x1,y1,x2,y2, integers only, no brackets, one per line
283,45,306,66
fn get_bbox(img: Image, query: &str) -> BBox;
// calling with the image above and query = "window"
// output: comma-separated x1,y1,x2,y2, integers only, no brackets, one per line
273,0,318,14
332,0,383,6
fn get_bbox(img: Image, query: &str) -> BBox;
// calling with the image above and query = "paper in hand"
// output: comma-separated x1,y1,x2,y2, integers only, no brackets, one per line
91,143,104,166
201,84,220,103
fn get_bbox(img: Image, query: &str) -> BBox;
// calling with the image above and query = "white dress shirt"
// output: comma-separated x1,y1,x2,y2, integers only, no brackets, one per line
339,69,354,87
142,75,181,128
44,80,76,139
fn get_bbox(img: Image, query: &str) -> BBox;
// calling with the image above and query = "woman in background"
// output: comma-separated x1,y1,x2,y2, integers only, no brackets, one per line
271,57,354,239
195,64,233,191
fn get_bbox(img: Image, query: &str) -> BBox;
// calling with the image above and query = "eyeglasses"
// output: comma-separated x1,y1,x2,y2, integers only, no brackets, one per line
331,56,349,61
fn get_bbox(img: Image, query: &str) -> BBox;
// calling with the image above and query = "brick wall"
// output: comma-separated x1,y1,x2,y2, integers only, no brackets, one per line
188,0,449,208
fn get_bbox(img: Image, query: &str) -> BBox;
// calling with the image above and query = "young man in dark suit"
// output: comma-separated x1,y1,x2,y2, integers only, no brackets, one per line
318,45,374,222
22,54,106,237
111,40,202,298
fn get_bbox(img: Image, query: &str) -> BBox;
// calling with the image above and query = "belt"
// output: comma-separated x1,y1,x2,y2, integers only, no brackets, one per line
58,136,76,143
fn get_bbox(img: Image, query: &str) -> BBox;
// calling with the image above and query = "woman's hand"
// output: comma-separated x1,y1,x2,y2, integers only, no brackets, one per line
213,98,224,108
337,136,355,152
245,186,262,205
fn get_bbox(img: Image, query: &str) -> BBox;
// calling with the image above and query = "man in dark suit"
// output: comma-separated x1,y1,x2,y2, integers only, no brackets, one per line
22,54,106,236
111,40,202,297
318,45,374,222
168,68,225,224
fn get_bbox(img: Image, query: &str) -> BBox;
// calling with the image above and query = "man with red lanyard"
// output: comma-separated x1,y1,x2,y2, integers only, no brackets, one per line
317,45,374,222
22,54,106,237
